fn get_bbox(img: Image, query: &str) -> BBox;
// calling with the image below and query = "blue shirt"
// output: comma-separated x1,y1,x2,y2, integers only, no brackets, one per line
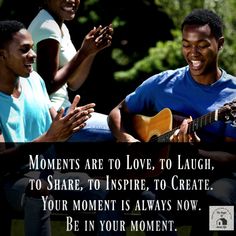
0,71,52,142
125,66,236,142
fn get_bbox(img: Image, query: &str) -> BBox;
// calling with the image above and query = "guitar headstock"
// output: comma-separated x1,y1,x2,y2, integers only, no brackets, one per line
219,100,236,127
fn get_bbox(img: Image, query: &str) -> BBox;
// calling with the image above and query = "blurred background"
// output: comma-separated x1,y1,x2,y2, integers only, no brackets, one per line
0,1,233,235
0,0,235,114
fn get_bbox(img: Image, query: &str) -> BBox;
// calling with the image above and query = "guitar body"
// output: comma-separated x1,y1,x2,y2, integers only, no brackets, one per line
127,102,236,178
132,108,173,142
128,108,173,179
132,100,236,143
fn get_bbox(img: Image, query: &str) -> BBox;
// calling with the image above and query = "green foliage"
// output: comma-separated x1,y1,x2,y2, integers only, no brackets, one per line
114,30,185,81
0,0,236,109
213,0,236,74
154,0,236,75
155,0,205,27
114,0,236,82
112,48,131,66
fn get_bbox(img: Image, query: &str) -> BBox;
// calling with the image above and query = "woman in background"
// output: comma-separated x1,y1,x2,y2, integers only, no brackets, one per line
28,0,114,141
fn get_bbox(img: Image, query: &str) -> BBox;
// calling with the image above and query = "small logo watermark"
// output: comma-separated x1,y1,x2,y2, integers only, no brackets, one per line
209,206,234,231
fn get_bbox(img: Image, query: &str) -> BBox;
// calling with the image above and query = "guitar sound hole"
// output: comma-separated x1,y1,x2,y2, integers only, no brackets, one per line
150,135,158,142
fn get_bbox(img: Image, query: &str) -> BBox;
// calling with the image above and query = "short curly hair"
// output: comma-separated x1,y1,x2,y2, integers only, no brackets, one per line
0,20,26,49
181,9,223,39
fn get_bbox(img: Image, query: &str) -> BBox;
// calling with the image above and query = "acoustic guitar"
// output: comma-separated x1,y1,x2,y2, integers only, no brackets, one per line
132,100,236,142
126,100,236,178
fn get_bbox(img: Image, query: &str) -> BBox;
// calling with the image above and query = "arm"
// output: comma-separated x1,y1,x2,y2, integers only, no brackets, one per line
36,25,113,94
0,96,95,173
108,100,140,142
67,24,113,90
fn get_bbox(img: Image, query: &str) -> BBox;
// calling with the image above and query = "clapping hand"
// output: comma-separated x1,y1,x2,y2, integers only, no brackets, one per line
93,24,113,48
80,24,113,55
46,95,95,141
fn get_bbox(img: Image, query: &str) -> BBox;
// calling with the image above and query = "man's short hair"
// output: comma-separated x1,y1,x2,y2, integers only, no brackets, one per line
0,20,25,48
181,9,223,39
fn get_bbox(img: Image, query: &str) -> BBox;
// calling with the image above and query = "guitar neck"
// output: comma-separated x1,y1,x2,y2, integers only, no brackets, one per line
156,109,219,142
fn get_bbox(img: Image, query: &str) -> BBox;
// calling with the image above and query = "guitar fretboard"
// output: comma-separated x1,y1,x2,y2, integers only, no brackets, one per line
151,109,219,142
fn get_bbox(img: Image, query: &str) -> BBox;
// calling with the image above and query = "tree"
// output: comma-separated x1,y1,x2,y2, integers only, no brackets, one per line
1,0,235,111
114,0,236,82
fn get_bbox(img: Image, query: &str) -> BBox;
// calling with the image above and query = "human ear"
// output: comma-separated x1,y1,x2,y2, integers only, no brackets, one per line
218,37,224,50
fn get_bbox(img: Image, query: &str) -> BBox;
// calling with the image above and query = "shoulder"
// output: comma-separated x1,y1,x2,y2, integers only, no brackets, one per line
29,70,43,80
23,71,46,88
222,70,236,84
158,66,188,78
28,9,61,43
144,66,188,85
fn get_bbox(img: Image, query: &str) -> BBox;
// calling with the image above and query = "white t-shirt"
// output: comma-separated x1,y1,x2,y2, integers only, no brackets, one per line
28,9,77,111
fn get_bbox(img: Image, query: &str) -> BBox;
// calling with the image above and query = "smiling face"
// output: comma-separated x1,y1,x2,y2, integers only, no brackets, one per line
44,0,80,23
182,24,224,83
3,29,36,78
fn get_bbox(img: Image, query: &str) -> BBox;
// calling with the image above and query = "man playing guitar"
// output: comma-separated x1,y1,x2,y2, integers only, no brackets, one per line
108,9,236,236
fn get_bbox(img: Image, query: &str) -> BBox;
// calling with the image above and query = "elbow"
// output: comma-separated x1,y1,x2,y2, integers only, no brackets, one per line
108,109,115,129
45,80,60,94
67,81,78,91
67,77,84,91
108,105,123,131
